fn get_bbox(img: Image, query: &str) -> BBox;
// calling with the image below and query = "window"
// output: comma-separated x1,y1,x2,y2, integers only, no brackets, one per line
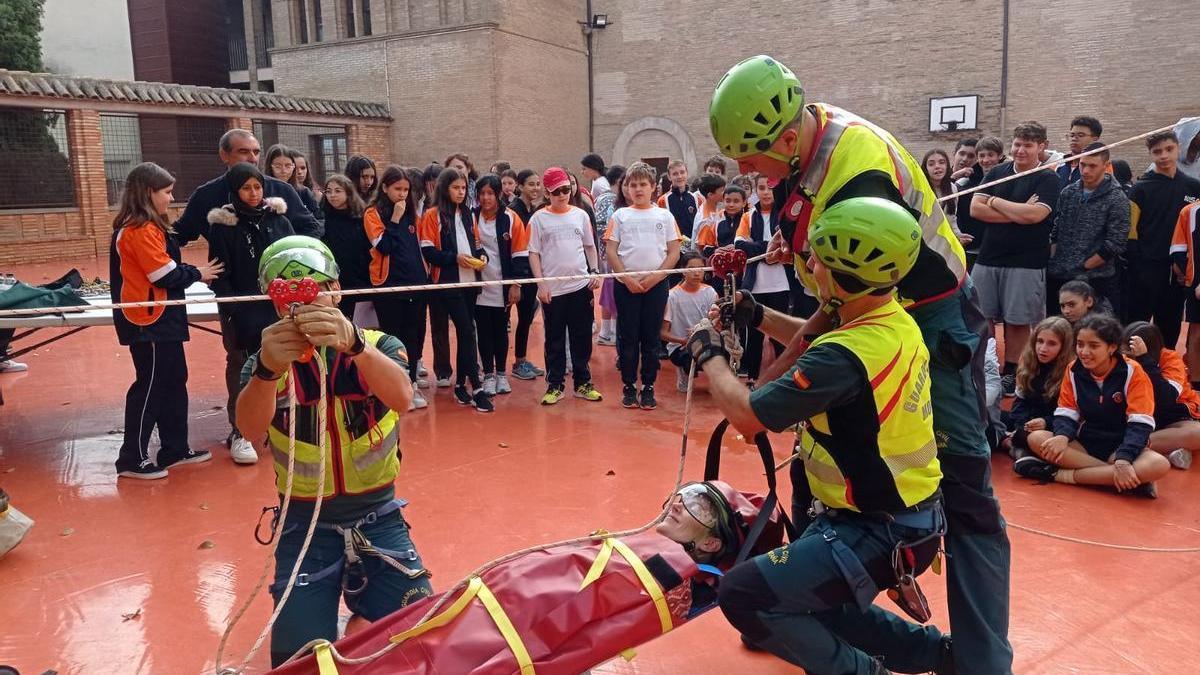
100,114,142,206
345,0,356,38
296,0,309,44
0,108,75,210
362,0,371,35
313,0,324,41
319,134,349,183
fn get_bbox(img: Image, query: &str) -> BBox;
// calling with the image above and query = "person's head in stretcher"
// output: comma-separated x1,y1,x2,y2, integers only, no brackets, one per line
657,482,739,564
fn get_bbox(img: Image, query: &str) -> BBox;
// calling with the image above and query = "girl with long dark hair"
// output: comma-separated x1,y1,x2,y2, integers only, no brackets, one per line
320,173,370,319
921,148,956,216
473,173,530,395
345,154,379,204
509,169,546,380
110,162,223,478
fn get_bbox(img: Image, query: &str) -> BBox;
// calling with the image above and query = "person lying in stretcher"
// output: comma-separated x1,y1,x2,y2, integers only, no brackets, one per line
270,480,784,675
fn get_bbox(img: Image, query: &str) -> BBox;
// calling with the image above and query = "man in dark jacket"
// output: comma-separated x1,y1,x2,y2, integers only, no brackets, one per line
1124,130,1200,346
1048,143,1130,316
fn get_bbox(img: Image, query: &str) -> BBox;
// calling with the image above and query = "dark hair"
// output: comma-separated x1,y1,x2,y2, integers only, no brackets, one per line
406,166,426,204
703,155,728,174
605,164,625,184
724,184,747,200
225,162,266,201
1074,313,1123,347
265,144,297,187
921,149,955,214
422,162,443,183
1079,141,1110,164
289,148,317,190
1123,321,1165,362
344,154,378,201
1112,159,1133,185
1059,279,1097,303
499,168,518,181
1013,121,1047,144
954,138,978,151
698,173,727,197
612,175,628,209
976,136,1005,155
1147,130,1178,150
516,169,539,186
373,164,417,222
580,152,606,173
443,153,477,180
490,161,512,174
475,173,503,209
1070,116,1103,138
322,173,365,217
112,162,175,232
679,248,705,266
436,167,472,226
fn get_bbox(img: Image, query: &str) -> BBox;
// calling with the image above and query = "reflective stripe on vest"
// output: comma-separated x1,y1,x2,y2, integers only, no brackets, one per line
788,104,967,301
797,300,941,511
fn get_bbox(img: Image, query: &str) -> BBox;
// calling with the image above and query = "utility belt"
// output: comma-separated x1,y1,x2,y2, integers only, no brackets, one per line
809,494,946,624
256,498,431,595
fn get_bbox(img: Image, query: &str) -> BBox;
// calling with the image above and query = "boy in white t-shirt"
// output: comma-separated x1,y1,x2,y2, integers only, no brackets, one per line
662,251,719,392
527,167,603,406
734,174,792,383
605,162,682,411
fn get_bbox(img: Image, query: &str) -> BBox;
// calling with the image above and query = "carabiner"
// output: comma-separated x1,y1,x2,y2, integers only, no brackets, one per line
254,505,281,546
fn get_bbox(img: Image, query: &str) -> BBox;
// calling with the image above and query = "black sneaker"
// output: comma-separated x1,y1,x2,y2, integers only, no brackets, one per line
472,390,494,413
117,460,168,480
639,385,657,410
1001,372,1016,397
1013,455,1057,482
453,385,473,405
621,384,639,408
162,448,212,468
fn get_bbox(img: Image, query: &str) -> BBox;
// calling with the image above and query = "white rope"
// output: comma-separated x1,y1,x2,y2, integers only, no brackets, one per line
214,351,330,674
1006,521,1200,553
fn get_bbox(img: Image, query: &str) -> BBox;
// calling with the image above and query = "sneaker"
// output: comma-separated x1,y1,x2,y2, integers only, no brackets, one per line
596,333,617,346
415,378,431,389
657,344,670,360
531,363,546,376
417,360,428,377
436,376,453,388
230,434,258,465
453,385,473,405
1009,444,1031,462
1167,448,1193,470
512,361,538,380
0,359,28,373
1001,372,1016,397
622,384,639,408
541,386,565,405
495,373,512,394
639,385,657,410
408,390,428,411
164,448,212,468
473,390,495,413
118,460,168,480
574,382,603,402
1013,455,1056,482
482,373,498,396
1130,481,1159,499
676,368,689,393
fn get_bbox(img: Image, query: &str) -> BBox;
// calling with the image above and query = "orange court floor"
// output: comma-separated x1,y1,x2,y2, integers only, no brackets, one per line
1,254,1198,675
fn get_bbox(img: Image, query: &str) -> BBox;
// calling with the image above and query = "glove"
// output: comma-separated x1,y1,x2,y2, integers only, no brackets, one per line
718,290,764,332
687,319,729,367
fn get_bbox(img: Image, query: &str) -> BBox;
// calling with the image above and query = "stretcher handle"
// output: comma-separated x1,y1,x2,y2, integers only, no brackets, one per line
703,419,792,564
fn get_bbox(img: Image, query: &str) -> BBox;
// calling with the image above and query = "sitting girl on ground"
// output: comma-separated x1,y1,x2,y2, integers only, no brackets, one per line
1056,279,1110,326
1007,316,1073,462
661,251,718,392
1019,314,1170,497
1124,321,1200,469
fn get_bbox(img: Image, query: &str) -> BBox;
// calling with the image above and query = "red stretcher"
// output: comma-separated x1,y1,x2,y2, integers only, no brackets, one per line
271,423,788,675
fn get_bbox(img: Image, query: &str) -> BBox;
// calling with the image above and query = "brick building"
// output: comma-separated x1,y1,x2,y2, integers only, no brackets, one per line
0,70,390,265
264,0,1196,174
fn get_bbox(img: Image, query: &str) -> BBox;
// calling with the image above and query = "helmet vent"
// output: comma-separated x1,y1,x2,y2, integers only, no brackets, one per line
863,247,884,263
838,258,860,269
753,112,769,126
769,94,782,114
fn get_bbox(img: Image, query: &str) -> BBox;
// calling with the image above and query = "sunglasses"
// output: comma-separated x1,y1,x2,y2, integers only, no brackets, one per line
548,186,571,196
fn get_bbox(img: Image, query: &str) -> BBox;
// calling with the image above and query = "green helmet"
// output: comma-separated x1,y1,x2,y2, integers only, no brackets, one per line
257,235,340,292
709,55,805,160
808,198,922,289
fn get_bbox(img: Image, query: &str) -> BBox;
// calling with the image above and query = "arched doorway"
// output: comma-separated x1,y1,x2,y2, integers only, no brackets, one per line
611,116,698,176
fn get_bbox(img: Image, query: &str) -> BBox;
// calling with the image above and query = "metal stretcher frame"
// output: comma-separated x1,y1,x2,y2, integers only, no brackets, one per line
0,283,220,405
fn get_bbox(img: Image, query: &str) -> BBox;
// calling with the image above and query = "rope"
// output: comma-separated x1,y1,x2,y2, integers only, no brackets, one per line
1006,521,1200,553
214,352,331,674
279,356,705,668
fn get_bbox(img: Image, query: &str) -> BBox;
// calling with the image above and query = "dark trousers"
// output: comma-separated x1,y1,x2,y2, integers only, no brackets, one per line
475,304,509,375
542,286,594,388
117,341,190,472
1046,274,1122,319
428,294,452,379
1123,258,1187,348
613,280,669,387
513,284,539,361
220,312,249,434
436,290,480,388
374,291,427,383
743,290,790,380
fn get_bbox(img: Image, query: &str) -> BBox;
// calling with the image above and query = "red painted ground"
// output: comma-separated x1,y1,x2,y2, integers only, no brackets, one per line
0,254,1197,674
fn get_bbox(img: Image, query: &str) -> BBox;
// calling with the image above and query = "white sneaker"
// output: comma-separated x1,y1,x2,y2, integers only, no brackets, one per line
409,390,428,410
1167,448,1193,470
676,368,689,393
495,373,512,394
230,435,258,465
417,360,428,377
596,333,616,346
415,378,430,389
435,377,452,388
482,374,497,396
0,360,28,373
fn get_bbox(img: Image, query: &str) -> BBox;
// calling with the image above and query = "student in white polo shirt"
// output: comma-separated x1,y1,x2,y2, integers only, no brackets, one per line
605,162,682,411
527,167,604,406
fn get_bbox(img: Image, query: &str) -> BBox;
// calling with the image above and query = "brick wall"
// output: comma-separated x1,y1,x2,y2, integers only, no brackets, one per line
347,122,393,167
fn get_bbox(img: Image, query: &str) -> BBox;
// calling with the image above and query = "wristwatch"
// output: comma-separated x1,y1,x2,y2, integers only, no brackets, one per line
253,358,282,381
346,326,367,357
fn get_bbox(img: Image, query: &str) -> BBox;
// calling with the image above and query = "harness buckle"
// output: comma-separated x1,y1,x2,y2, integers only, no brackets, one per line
295,573,311,587
363,510,378,525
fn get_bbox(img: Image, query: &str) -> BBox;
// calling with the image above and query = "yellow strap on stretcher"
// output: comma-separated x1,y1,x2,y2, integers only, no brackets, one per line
580,537,673,635
314,641,338,675
388,576,535,674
